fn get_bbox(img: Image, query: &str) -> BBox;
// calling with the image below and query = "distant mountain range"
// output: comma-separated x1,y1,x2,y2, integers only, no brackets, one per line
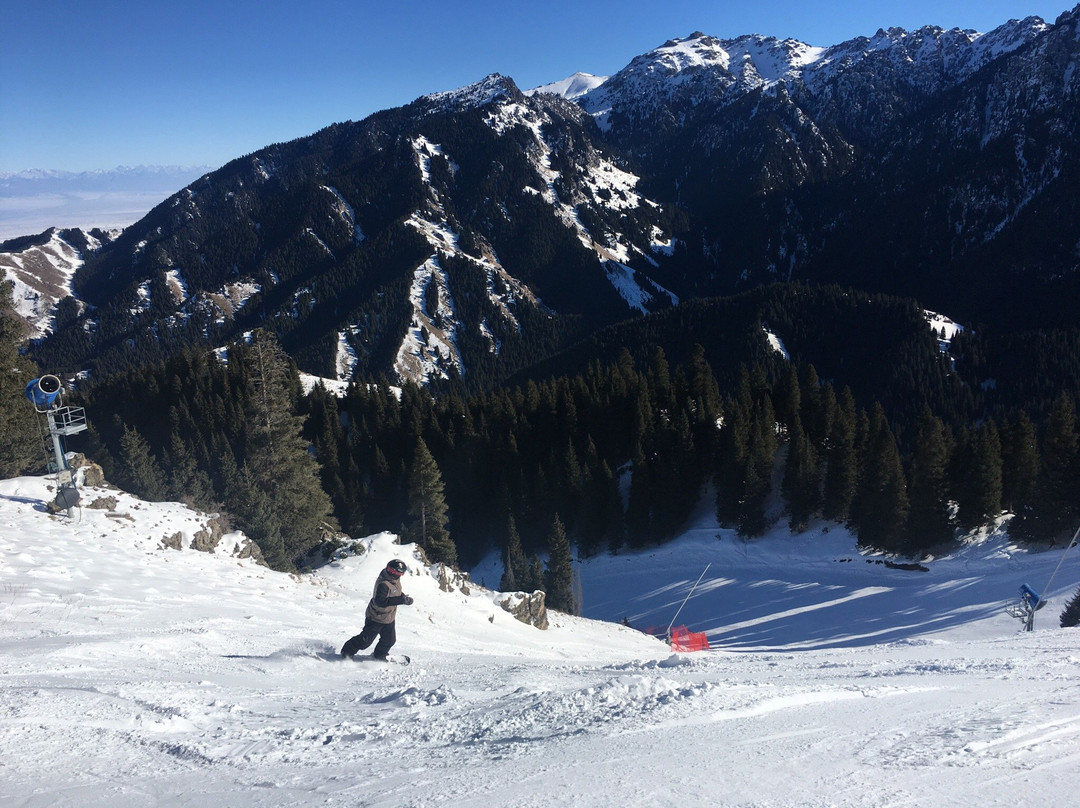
9,6,1080,402
0,166,212,241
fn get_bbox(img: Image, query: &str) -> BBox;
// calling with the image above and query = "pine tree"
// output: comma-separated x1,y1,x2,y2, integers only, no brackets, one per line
782,413,819,532
117,424,168,501
1000,411,1038,513
1011,395,1078,544
852,404,909,553
163,426,213,507
905,408,953,553
715,394,749,527
1038,395,1079,538
231,329,334,568
685,343,721,468
406,438,457,566
500,512,527,591
740,386,777,537
956,421,1002,532
524,555,545,593
822,387,858,523
544,514,577,614
800,365,830,449
1060,585,1080,628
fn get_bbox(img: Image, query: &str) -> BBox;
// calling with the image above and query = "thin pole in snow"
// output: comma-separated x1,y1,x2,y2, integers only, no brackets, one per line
666,563,711,640
1041,523,1080,603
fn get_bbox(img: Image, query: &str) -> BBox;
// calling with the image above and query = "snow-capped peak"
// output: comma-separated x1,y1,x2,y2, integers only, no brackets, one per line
526,72,608,100
418,73,521,114
578,16,1052,129
646,31,825,81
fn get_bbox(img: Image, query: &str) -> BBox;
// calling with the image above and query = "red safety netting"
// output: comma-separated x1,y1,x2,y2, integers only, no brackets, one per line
669,625,709,652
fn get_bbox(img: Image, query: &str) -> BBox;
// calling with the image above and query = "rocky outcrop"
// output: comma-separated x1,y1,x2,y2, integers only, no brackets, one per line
68,453,106,487
437,563,472,595
190,518,224,552
497,590,549,630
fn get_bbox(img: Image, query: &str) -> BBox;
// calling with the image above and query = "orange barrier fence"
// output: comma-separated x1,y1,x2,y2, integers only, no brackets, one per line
669,625,709,652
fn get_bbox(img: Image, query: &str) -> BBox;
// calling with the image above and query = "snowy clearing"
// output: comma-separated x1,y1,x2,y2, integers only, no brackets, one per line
2,473,1080,806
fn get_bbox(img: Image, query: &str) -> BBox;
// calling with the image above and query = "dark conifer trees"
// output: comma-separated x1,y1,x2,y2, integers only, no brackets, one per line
406,438,457,566
905,408,953,553
852,404,909,552
230,330,335,568
544,514,577,614
0,281,41,477
1000,412,1038,514
822,386,858,523
955,421,1003,532
116,424,168,501
782,413,820,533
500,513,527,591
1060,585,1080,628
1013,395,1080,543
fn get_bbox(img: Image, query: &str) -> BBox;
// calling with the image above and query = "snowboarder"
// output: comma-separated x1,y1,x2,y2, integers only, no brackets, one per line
340,559,414,660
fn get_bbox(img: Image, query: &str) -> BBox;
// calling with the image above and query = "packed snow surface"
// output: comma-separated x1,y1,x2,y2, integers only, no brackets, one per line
3,473,1080,806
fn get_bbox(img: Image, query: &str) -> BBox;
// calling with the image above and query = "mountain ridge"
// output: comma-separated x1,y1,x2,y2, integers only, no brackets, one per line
10,6,1080,396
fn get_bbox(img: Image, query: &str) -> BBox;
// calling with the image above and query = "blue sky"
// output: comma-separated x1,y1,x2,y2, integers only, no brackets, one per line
0,1,1064,172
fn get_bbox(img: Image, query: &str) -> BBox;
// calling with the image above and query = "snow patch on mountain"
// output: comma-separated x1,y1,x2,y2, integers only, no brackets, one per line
395,249,464,385
392,135,545,383
487,100,677,313
178,279,263,331
0,229,91,336
321,185,364,245
603,261,678,313
763,325,790,359
527,72,609,100
419,73,518,114
581,18,1051,128
336,329,359,381
164,268,188,304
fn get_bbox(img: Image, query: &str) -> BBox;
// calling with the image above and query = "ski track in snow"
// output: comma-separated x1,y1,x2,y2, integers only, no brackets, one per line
3,473,1080,806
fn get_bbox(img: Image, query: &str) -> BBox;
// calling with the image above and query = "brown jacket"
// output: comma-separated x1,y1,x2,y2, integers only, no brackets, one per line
365,569,407,624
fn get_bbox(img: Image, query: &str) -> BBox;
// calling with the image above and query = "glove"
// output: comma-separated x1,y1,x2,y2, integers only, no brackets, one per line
402,595,414,606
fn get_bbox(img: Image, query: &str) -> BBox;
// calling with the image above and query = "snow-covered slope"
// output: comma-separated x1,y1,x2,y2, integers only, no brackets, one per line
3,472,1080,806
527,71,609,100
580,18,1049,127
0,228,111,337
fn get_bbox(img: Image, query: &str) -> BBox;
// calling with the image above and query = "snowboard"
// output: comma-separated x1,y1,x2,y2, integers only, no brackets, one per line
346,653,411,666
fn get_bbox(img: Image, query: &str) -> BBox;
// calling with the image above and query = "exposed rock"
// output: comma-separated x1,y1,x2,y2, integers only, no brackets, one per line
161,532,183,551
437,563,471,595
231,538,267,566
497,590,549,630
190,518,225,552
86,495,118,510
68,453,106,487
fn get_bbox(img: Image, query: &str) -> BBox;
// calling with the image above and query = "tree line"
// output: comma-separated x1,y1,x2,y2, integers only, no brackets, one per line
16,326,1069,620
7,267,1080,618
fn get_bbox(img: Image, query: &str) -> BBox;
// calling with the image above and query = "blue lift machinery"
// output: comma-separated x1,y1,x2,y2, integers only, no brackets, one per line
25,375,88,517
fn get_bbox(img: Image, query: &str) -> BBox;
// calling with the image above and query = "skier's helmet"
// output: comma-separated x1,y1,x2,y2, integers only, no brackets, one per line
386,559,408,577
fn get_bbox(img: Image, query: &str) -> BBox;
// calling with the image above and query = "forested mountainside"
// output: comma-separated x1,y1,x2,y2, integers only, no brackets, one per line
63,285,1080,573
7,8,1080,573
20,6,1080,389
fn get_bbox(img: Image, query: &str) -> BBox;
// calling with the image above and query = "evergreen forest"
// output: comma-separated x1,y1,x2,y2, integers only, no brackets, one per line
9,279,1080,619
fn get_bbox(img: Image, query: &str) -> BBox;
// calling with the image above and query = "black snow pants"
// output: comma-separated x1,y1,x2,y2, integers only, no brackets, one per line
341,619,396,658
